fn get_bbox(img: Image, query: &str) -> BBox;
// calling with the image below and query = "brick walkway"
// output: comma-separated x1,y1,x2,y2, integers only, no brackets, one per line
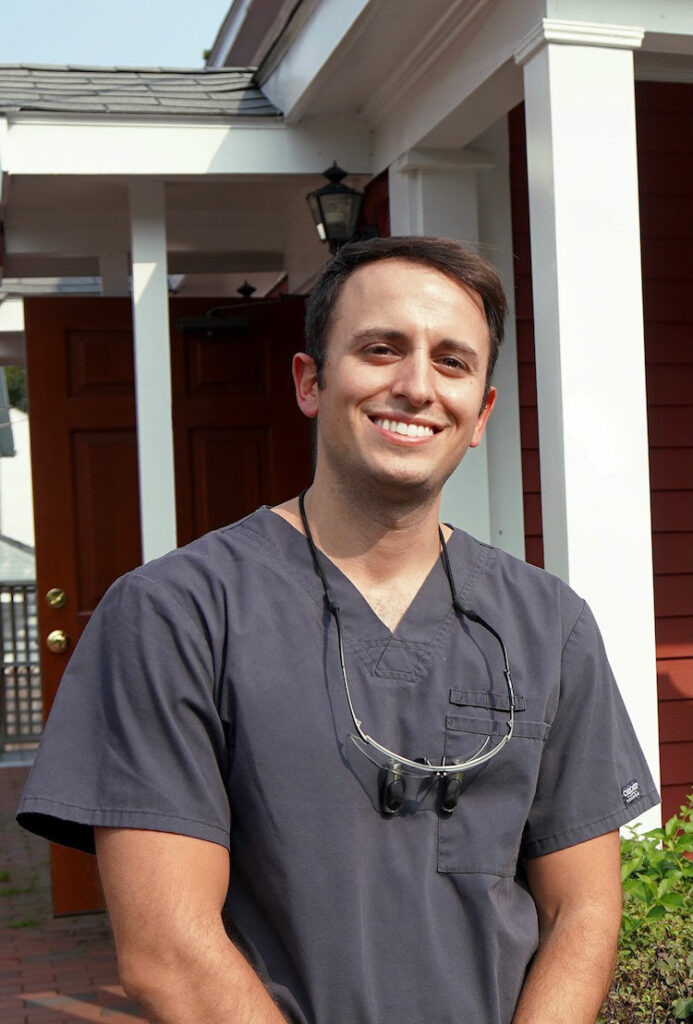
0,765,147,1023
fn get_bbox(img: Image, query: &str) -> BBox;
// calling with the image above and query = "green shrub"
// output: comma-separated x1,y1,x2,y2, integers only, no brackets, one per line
4,366,28,412
598,798,693,1023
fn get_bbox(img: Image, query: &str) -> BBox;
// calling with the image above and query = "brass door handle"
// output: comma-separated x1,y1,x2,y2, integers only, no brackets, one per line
46,629,69,654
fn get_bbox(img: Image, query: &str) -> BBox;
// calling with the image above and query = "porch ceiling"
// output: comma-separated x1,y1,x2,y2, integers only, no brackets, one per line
0,174,335,280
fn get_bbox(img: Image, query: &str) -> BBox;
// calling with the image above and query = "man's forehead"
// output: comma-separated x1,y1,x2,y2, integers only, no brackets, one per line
329,257,487,328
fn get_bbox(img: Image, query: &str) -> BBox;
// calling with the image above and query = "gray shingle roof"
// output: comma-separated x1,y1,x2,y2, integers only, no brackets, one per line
0,65,280,117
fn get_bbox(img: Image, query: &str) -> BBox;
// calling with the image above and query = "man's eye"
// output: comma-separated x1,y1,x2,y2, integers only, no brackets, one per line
439,356,466,372
366,344,396,357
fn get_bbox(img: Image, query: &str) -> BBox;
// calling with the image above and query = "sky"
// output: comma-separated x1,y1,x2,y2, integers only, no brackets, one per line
0,0,232,68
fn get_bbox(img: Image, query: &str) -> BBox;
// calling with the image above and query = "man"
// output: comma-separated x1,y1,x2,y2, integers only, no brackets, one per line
19,237,658,1024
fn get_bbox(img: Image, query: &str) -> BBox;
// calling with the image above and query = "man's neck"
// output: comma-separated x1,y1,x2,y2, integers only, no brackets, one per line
305,476,443,573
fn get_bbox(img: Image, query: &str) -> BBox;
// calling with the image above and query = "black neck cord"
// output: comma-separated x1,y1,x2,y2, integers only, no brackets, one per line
300,489,465,627
298,488,513,685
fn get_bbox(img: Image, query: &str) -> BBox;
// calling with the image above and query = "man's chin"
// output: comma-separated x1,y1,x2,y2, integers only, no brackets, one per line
360,468,446,507
318,444,459,508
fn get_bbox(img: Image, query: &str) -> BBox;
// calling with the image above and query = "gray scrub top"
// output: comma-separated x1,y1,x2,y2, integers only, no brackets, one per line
18,507,659,1024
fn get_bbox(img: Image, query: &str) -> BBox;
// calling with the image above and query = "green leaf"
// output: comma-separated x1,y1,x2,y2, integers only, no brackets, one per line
645,904,667,921
621,858,641,882
673,833,693,856
660,892,685,910
673,996,693,1020
656,872,682,896
643,875,659,897
664,815,678,837
623,878,650,904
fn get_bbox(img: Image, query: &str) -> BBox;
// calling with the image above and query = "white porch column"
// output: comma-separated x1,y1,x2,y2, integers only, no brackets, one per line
388,148,524,555
516,21,661,817
129,180,177,562
388,148,488,240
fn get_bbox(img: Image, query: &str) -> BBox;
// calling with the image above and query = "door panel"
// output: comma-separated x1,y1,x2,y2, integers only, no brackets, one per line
25,299,141,712
73,430,142,614
190,427,270,530
171,297,312,543
25,298,140,915
25,294,311,914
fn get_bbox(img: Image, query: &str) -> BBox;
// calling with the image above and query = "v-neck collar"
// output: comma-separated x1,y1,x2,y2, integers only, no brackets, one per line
250,506,488,643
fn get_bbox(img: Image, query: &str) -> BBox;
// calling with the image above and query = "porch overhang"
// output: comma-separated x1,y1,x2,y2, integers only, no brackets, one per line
0,113,371,178
0,65,371,289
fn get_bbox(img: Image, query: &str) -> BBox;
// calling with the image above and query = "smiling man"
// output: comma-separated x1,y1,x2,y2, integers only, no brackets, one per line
18,237,658,1024
293,257,495,514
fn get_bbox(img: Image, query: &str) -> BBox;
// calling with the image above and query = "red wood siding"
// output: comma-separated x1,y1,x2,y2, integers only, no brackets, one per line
360,169,391,240
508,104,544,569
637,81,693,822
508,90,693,821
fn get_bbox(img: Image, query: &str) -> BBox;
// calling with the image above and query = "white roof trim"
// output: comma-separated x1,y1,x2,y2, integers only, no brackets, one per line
391,147,494,175
1,114,371,177
361,0,492,128
514,19,645,66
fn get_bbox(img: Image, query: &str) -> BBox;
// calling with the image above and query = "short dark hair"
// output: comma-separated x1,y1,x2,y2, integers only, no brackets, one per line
305,236,507,392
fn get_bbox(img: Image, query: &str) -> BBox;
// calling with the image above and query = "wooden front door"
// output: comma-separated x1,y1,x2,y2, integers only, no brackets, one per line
24,295,311,915
170,297,312,542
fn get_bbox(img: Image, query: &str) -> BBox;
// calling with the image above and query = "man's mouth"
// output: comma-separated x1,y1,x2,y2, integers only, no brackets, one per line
371,417,439,438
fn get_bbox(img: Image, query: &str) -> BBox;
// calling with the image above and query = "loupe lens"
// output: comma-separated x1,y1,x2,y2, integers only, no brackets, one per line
380,765,405,815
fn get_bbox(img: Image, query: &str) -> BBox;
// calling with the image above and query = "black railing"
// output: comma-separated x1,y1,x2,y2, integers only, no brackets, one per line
0,582,43,750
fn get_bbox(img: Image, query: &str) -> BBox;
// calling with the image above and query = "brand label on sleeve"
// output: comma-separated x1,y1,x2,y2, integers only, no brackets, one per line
621,779,641,806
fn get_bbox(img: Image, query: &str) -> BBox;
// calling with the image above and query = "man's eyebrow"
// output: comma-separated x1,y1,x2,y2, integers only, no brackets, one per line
350,327,408,344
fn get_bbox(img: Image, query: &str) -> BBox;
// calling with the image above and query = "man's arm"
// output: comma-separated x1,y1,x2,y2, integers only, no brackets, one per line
94,828,286,1024
512,831,622,1024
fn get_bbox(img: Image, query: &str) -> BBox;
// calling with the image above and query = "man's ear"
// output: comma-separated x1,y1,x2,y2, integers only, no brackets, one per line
293,353,320,419
469,386,497,448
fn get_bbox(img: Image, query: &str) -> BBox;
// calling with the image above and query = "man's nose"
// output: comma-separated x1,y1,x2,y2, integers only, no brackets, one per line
391,351,435,406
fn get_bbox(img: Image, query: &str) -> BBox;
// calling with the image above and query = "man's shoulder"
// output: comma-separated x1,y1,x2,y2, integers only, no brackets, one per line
104,506,295,608
447,527,565,589
448,529,586,634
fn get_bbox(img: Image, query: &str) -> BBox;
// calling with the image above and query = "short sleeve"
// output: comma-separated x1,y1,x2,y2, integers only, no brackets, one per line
522,601,659,858
17,571,231,853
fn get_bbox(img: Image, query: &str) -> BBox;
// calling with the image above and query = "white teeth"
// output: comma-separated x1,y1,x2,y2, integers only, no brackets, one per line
374,418,434,437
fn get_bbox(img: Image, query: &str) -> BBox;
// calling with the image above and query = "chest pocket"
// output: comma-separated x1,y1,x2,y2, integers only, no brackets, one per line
437,691,549,876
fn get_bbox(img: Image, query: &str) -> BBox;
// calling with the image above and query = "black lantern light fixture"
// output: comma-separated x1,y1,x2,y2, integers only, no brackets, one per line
306,162,365,253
